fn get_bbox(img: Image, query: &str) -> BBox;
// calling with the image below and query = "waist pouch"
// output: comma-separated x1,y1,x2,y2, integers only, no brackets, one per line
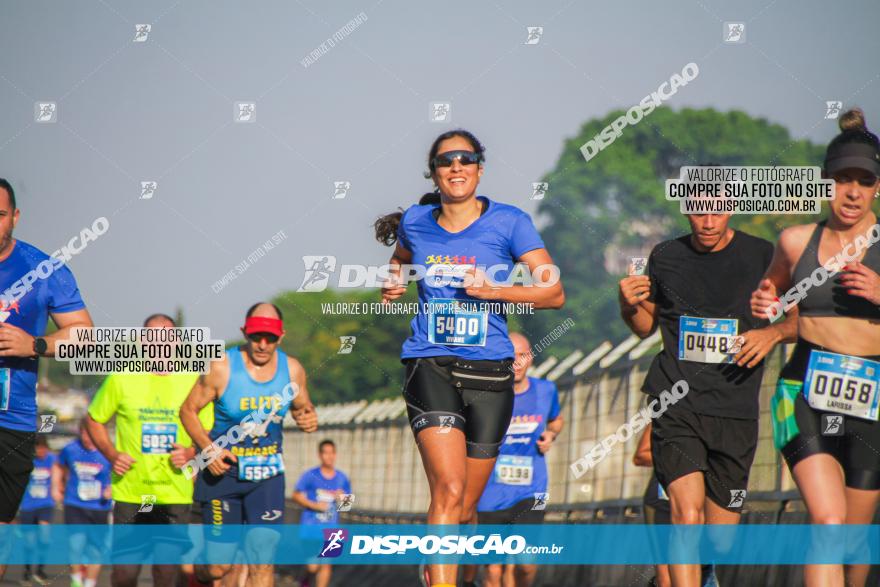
433,357,514,392
771,378,802,450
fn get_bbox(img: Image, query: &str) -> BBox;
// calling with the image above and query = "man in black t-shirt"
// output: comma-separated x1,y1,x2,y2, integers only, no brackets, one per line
618,210,796,587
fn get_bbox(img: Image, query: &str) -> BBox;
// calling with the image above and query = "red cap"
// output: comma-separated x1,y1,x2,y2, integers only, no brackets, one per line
244,316,283,336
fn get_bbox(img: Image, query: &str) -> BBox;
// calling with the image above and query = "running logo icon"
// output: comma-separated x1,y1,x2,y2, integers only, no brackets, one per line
35,102,57,123
628,257,648,276
532,492,549,511
319,528,348,558
38,415,56,433
727,490,746,508
531,182,549,200
338,336,356,354
337,493,355,512
133,24,151,42
723,22,745,43
825,101,843,119
822,414,844,436
437,415,455,434
140,181,157,200
139,494,157,513
524,27,543,45
413,417,428,430
333,181,351,199
261,510,282,521
297,256,337,292
235,102,256,123
430,102,451,123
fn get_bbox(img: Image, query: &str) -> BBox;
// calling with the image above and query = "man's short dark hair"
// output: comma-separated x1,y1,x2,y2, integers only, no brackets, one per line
246,302,283,321
0,178,16,210
143,313,176,327
319,439,335,451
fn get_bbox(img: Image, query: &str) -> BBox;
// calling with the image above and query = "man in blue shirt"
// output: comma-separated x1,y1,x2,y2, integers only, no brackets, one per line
292,439,351,587
56,419,112,587
463,332,564,587
0,178,93,580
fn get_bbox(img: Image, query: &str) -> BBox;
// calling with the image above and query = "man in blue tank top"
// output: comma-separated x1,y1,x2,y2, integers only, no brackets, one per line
462,333,563,587
180,302,318,587
0,179,93,581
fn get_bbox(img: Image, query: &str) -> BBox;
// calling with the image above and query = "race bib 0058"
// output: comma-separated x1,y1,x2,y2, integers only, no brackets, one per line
804,350,880,421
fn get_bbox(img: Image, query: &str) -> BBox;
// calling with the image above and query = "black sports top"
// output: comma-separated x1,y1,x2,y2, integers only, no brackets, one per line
791,220,880,319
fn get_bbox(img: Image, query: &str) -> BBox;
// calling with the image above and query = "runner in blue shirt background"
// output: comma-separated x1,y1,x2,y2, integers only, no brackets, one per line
463,332,563,587
292,439,351,587
55,419,112,587
374,130,565,587
17,435,56,586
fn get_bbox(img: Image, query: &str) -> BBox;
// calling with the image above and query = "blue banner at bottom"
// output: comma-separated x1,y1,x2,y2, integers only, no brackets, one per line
5,524,880,565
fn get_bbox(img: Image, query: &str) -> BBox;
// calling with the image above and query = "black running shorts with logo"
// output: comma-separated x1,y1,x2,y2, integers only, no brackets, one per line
778,339,880,490
651,404,757,512
403,356,514,459
0,427,35,523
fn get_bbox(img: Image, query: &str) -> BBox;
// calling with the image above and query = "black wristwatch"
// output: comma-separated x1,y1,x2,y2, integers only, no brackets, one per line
33,337,48,357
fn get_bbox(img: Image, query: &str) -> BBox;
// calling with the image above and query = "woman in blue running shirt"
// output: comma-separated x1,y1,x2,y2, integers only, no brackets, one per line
374,130,564,587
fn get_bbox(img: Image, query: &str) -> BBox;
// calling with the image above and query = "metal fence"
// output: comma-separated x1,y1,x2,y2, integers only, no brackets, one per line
281,338,799,517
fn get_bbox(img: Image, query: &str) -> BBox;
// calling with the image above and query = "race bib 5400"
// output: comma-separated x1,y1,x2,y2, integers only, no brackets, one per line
427,299,488,347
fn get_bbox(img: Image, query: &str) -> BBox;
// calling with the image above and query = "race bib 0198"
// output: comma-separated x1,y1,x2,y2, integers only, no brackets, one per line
678,316,738,364
427,298,488,347
804,350,880,421
494,455,534,486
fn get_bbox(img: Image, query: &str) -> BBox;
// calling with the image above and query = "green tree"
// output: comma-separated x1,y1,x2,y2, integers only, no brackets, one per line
519,107,825,356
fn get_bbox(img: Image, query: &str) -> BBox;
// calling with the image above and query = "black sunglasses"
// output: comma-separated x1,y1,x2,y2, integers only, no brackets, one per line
432,150,482,169
247,332,279,344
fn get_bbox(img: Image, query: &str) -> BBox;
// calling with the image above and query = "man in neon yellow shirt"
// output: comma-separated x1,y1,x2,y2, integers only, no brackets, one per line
86,313,213,587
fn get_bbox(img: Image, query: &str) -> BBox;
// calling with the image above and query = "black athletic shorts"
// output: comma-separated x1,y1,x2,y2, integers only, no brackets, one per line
0,427,36,523
64,504,110,525
112,501,192,559
477,498,545,525
779,338,880,490
18,506,53,524
403,356,514,459
651,404,757,512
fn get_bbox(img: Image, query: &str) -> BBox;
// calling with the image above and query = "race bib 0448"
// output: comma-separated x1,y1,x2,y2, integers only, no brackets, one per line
678,317,738,364
427,298,488,347
804,350,880,421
